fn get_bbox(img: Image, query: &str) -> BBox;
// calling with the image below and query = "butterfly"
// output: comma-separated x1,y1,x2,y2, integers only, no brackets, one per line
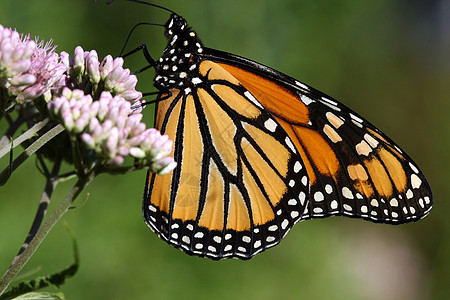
131,3,433,260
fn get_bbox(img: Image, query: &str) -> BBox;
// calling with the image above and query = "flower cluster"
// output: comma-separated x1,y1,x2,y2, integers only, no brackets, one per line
0,25,68,105
67,46,143,114
1,24,176,176
48,88,176,174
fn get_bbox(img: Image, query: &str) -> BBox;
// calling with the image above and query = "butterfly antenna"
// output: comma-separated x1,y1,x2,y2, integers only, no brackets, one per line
119,22,164,56
126,0,178,15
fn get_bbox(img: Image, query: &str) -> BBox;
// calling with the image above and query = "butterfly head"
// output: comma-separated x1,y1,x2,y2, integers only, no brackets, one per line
154,14,204,90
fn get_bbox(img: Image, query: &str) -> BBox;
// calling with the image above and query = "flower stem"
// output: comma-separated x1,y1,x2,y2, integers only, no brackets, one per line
13,156,63,264
0,124,64,186
0,118,50,158
0,169,97,296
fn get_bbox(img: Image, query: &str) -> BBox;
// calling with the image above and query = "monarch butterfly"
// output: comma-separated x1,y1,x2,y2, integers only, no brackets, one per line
128,1,433,260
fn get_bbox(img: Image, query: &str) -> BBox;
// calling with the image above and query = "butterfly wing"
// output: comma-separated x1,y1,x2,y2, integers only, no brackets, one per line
204,48,433,224
143,60,309,259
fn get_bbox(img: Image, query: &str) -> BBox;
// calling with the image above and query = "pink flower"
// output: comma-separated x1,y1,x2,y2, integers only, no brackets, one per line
67,46,143,114
0,25,68,104
48,88,176,174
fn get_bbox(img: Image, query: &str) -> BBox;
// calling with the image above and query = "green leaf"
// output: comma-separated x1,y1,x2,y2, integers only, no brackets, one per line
12,292,65,300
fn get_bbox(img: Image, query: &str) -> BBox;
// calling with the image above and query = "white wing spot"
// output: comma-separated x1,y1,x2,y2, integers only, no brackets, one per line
288,199,297,206
325,184,333,194
389,198,398,207
352,119,364,128
295,81,309,90
300,94,314,105
301,176,308,187
254,240,262,248
242,236,251,243
268,225,278,232
361,205,368,213
342,187,354,199
314,191,324,202
313,207,323,214
321,100,341,111
148,205,157,212
224,245,232,251
343,204,353,211
285,137,296,153
321,97,338,106
213,236,222,243
406,189,414,199
182,236,190,244
244,91,263,108
191,77,202,85
264,118,277,132
289,179,295,187
281,219,289,230
411,174,422,189
419,198,425,208
294,161,302,173
330,200,338,209
350,113,363,124
299,192,306,205
194,232,204,238
291,211,300,218
225,233,232,240
409,162,419,174
370,199,379,207
266,236,276,243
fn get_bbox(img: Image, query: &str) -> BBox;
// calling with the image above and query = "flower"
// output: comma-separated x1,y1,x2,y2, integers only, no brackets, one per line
0,25,68,105
48,88,176,174
67,46,143,114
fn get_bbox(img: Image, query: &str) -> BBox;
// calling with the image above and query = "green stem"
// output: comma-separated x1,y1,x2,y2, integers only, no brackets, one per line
0,124,64,186
0,169,97,296
0,118,50,158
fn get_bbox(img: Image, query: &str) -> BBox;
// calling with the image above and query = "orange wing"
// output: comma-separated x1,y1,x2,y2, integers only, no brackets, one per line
211,53,432,224
144,61,309,260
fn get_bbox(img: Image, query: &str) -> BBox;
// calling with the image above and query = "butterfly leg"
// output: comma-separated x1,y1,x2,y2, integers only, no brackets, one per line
121,43,157,74
121,44,172,105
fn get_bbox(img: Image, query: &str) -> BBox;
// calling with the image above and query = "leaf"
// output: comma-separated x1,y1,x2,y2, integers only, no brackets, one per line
12,292,65,300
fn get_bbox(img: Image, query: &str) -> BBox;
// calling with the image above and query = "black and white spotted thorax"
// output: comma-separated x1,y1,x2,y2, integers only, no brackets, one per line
154,14,204,89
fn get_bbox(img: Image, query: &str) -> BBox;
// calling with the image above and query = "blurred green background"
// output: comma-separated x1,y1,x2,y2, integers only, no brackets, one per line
1,0,449,299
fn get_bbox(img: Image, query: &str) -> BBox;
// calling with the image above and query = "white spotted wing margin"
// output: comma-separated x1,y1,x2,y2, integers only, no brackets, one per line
143,82,310,260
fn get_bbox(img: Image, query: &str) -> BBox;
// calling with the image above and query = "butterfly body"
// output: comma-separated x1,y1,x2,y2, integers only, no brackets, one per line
143,13,432,260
